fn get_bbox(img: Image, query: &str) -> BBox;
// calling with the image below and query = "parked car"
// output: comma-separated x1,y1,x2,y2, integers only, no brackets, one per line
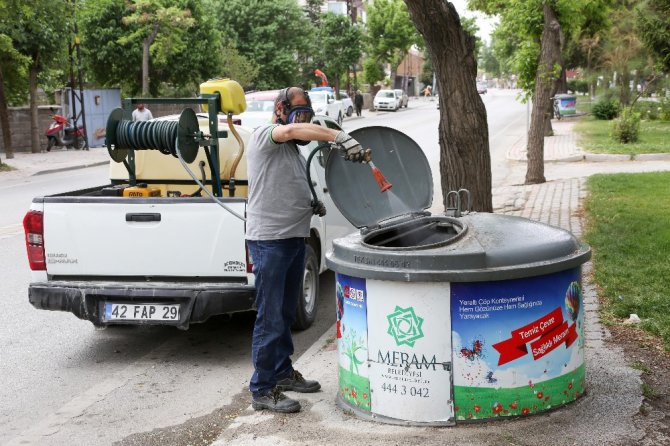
394,89,409,108
233,89,279,130
338,91,354,117
308,90,344,125
373,89,400,111
477,82,488,94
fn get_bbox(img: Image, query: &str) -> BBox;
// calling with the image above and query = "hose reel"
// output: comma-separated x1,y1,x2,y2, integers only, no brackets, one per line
105,107,201,164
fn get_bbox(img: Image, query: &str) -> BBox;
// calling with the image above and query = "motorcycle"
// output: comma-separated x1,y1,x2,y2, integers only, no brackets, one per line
45,114,86,151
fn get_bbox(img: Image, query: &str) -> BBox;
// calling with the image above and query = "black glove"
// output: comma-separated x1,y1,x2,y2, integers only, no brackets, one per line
334,131,366,163
311,199,326,217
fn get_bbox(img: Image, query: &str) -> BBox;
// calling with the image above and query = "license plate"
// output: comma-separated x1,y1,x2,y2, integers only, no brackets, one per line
104,303,180,322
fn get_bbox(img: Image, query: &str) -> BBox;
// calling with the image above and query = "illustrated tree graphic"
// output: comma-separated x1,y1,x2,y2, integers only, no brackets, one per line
343,329,365,376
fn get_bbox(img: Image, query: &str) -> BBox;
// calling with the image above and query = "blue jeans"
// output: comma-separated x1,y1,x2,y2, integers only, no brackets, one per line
247,238,305,397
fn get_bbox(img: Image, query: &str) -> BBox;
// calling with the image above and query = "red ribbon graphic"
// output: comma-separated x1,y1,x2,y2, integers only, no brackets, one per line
493,307,577,366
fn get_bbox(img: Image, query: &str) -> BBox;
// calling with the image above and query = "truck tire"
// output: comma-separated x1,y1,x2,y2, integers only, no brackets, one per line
294,244,318,330
347,106,353,117
337,112,343,126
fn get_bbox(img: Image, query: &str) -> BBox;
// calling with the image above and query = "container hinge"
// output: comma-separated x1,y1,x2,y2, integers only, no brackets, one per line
445,189,471,217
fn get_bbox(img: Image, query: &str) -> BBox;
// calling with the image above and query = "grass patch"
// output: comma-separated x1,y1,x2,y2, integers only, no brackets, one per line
630,361,651,374
584,172,670,348
642,383,658,399
0,162,15,172
575,116,670,155
576,95,593,114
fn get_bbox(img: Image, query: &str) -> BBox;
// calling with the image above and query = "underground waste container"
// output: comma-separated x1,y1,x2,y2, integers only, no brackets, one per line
555,93,577,116
324,126,591,426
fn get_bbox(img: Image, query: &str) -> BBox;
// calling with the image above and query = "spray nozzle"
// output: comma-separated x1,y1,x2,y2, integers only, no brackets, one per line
362,149,392,193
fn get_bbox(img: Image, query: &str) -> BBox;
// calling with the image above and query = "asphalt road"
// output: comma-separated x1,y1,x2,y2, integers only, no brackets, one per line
0,90,525,445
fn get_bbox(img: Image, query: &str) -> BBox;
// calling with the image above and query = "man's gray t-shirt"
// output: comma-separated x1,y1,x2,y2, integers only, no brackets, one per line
245,124,312,240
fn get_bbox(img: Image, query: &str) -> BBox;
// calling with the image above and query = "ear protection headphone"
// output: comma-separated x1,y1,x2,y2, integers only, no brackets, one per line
276,88,315,145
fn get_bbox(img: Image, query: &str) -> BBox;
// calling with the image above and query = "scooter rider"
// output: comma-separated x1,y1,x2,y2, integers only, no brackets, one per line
245,86,363,413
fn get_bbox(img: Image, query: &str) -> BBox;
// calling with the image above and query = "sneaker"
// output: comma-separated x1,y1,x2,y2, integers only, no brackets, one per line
276,370,321,393
252,387,301,413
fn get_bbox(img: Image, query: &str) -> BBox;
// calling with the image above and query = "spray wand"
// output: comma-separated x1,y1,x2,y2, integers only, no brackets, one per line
363,149,392,193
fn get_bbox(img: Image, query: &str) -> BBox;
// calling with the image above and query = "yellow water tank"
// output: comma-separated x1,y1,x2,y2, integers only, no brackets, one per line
199,78,246,114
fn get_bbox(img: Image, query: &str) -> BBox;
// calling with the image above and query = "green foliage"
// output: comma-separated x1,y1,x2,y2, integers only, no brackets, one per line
567,79,588,94
610,106,640,143
585,172,670,347
363,58,384,86
575,116,670,155
592,97,619,120
213,0,314,90
79,0,223,97
479,43,500,78
0,0,70,105
314,13,363,91
419,54,433,87
635,0,670,72
661,99,670,121
633,100,663,121
366,0,417,72
0,33,30,106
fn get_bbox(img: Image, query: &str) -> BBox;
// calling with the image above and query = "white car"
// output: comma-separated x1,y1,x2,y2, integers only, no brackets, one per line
373,89,400,111
338,91,354,117
308,90,344,125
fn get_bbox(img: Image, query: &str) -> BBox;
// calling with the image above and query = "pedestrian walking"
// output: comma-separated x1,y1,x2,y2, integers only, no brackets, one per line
354,90,364,117
245,86,365,413
423,85,432,97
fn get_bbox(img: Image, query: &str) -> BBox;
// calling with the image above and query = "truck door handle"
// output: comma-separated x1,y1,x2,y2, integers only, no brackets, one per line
126,213,161,222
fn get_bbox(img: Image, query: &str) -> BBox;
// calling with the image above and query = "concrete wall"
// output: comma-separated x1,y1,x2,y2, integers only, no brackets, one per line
0,106,63,154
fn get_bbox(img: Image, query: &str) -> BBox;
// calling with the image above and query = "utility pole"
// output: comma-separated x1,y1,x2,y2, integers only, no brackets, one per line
67,0,89,150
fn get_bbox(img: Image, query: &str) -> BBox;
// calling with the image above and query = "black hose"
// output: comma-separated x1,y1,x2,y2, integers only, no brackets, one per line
306,144,328,205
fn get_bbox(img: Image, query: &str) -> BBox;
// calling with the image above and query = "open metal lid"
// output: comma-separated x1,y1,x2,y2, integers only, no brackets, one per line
325,126,433,229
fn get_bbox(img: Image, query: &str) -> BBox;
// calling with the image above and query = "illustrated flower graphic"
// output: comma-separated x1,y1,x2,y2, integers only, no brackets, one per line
474,404,481,413
568,382,573,390
522,408,530,415
350,388,357,399
492,402,503,414
509,401,518,410
537,391,544,399
386,305,424,347
363,393,368,400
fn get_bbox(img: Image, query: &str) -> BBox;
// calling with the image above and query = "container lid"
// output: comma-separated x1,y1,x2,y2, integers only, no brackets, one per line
325,126,433,229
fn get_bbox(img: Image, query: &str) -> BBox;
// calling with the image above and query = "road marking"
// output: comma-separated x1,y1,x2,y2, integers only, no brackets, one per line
0,224,22,239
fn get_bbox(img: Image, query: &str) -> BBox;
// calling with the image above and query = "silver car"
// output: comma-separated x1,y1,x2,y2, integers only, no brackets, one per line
394,89,409,108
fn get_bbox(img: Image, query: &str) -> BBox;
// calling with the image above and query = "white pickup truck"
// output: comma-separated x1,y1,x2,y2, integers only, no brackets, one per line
23,113,352,330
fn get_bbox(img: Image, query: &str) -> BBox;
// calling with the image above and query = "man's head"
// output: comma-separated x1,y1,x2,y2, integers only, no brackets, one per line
137,103,145,111
273,87,313,125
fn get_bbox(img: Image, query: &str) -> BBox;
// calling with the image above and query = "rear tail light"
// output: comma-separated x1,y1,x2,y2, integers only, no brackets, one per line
23,210,46,270
245,242,253,273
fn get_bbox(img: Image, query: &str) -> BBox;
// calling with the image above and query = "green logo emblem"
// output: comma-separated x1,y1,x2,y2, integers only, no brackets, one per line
387,305,424,347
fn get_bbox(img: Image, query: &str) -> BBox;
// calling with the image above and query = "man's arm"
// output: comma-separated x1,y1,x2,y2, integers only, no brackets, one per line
270,123,339,144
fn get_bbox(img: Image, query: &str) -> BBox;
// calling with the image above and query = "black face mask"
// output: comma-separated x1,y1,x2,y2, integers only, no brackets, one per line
280,105,314,146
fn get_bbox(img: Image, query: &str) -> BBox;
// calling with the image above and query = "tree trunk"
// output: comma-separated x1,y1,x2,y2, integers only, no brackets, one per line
142,23,160,96
0,66,14,159
620,67,630,105
29,63,41,154
404,0,491,212
525,3,562,185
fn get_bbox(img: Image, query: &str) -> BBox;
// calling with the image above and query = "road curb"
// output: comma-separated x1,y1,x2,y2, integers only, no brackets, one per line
32,161,109,176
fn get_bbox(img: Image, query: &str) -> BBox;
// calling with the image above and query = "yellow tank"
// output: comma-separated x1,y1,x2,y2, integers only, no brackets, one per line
199,78,246,114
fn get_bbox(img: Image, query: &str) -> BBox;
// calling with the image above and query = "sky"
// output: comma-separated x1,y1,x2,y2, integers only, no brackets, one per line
449,0,499,45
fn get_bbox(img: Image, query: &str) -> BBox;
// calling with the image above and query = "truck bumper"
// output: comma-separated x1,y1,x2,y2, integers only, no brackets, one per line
29,281,256,330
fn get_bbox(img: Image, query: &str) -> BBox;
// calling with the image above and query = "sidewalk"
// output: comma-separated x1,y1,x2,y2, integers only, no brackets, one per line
0,146,109,181
3,116,670,445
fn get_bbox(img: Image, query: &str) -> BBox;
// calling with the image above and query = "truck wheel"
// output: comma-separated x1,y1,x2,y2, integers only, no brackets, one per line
347,106,353,117
337,112,343,126
294,245,318,330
